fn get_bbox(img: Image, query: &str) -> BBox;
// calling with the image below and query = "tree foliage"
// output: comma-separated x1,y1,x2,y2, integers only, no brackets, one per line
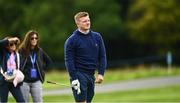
0,0,180,64
0,0,122,61
126,0,180,54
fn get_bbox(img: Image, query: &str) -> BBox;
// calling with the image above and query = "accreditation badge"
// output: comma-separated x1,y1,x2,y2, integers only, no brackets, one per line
30,68,37,78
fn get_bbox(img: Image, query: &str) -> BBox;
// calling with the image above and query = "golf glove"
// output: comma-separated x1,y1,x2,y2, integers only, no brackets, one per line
71,79,81,94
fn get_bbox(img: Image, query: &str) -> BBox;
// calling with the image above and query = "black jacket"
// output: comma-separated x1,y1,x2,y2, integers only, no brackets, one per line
19,47,52,83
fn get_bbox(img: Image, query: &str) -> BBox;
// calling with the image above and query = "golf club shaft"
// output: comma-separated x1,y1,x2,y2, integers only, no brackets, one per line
47,81,71,87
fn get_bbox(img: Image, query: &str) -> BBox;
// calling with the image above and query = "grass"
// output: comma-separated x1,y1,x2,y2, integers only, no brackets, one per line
43,69,70,89
40,85,180,102
104,66,180,83
44,67,180,89
8,67,180,102
9,85,180,102
93,85,180,102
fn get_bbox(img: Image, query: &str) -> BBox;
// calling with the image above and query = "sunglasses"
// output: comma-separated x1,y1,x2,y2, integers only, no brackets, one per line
31,37,38,40
8,42,17,47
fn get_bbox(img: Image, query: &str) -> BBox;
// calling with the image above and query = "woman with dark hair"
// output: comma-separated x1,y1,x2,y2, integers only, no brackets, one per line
19,30,51,103
0,36,25,102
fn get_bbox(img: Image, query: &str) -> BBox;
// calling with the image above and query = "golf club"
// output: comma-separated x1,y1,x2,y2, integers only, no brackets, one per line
46,81,72,87
47,80,81,94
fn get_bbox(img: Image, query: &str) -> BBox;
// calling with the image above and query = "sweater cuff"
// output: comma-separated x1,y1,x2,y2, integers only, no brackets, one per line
70,72,78,80
98,70,105,76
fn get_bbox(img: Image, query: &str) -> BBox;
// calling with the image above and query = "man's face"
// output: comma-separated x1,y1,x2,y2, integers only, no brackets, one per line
77,16,91,31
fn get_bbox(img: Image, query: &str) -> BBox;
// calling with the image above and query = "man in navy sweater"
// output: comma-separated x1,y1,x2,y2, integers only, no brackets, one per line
65,11,107,103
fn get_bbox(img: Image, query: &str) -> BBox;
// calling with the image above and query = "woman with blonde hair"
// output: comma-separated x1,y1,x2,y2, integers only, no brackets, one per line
19,30,51,103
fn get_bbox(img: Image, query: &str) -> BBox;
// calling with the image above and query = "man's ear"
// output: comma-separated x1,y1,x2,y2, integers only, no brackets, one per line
75,20,79,25
76,22,80,28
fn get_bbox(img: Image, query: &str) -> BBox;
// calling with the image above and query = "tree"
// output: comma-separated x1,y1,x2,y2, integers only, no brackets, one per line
0,0,123,62
126,0,180,55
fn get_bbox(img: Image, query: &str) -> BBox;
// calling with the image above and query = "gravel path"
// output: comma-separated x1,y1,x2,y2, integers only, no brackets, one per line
43,76,180,96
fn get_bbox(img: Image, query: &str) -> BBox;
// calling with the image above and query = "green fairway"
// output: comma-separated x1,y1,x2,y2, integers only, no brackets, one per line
104,67,180,83
8,67,180,102
93,85,180,102
9,84,180,102
43,67,180,89
41,85,180,102
43,70,70,89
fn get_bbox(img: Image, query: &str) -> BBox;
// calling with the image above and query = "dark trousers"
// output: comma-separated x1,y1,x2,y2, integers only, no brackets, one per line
71,71,95,103
0,81,25,103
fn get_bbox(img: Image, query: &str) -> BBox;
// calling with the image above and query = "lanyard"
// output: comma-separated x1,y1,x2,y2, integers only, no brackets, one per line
30,53,37,68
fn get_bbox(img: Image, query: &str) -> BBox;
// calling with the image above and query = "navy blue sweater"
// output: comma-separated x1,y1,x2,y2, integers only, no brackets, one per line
65,30,107,80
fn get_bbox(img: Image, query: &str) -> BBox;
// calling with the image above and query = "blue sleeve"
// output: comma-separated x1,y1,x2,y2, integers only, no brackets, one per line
64,37,78,80
0,39,8,49
98,34,107,75
0,39,8,54
0,39,8,68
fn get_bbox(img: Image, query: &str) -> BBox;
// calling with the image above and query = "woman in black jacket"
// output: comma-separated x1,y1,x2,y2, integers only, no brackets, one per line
19,30,51,103
0,37,25,102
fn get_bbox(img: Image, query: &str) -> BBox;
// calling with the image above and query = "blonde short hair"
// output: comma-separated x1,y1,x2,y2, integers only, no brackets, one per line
74,12,89,23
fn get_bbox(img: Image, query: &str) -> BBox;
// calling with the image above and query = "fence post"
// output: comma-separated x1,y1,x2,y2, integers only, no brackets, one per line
166,51,172,74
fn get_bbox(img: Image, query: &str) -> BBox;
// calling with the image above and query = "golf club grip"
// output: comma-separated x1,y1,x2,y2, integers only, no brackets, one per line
47,81,57,84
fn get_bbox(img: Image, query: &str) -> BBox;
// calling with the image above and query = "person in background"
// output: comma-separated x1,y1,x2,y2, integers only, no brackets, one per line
0,36,25,102
19,30,51,103
64,11,107,103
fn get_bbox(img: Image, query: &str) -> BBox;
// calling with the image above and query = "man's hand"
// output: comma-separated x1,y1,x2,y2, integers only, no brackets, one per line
71,79,81,94
95,74,104,84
